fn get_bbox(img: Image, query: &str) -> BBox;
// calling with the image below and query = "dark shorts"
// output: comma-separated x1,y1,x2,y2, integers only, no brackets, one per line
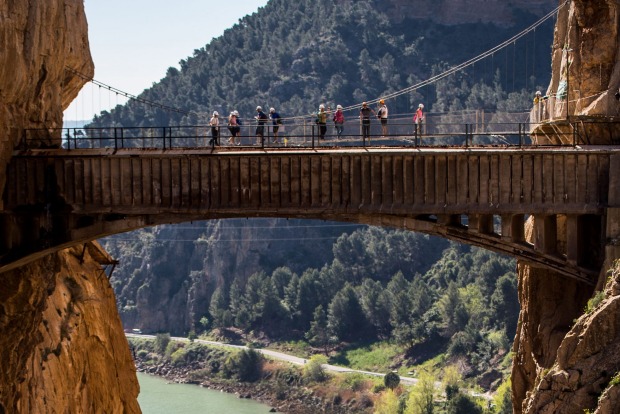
273,126,280,133
381,118,387,125
256,125,265,136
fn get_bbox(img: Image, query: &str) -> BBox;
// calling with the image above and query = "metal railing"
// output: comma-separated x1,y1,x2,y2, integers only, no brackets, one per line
22,118,620,151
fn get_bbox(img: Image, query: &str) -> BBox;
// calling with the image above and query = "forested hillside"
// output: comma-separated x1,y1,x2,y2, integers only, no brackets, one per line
96,0,556,393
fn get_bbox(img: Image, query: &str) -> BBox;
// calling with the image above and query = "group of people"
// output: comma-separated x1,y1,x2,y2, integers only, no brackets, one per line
207,100,426,147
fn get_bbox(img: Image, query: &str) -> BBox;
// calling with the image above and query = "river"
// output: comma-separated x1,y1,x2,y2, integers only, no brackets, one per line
137,372,275,413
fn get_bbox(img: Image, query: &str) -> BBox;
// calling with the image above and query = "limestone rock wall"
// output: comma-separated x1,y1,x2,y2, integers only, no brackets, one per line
0,243,140,413
0,0,93,206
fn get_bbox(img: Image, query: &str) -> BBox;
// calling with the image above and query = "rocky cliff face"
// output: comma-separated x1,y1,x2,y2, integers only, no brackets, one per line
0,1,139,413
0,0,93,206
514,1,620,413
0,243,140,413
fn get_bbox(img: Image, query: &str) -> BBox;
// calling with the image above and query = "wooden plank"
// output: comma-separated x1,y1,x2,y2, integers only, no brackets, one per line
564,154,576,205
131,158,142,206
281,156,291,207
361,155,372,207
341,155,351,209
576,154,588,204
510,154,522,205
299,155,312,207
322,156,332,206
543,154,554,204
331,156,342,207
489,154,499,207
229,157,240,208
553,154,565,205
270,156,281,207
424,156,435,205
83,158,92,206
64,159,76,204
435,155,447,206
290,156,301,206
35,159,46,205
152,158,162,208
468,155,479,206
351,156,362,207
403,155,414,206
26,159,37,204
456,155,469,206
383,156,394,208
371,155,383,207
219,157,230,208
211,157,222,209
311,156,321,207
499,154,511,205
446,154,457,206
170,158,181,208
160,158,171,208
110,158,121,206
522,154,533,205
478,155,489,206
597,154,609,205
248,156,260,207
142,158,152,207
259,156,271,207
239,157,251,207
532,154,543,205
393,155,403,207
120,159,132,206
414,155,425,206
101,158,111,206
180,158,191,207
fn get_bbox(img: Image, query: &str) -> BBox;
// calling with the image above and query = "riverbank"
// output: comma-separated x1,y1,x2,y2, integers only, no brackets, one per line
131,337,377,414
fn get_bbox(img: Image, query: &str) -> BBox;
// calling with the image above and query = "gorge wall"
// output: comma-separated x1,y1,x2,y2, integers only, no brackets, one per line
0,1,140,413
514,1,620,413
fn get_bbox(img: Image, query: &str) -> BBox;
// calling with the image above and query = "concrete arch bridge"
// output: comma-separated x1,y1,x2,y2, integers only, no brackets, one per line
2,144,619,283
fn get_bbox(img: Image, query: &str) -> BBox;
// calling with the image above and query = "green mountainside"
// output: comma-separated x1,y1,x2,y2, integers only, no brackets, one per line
96,0,556,393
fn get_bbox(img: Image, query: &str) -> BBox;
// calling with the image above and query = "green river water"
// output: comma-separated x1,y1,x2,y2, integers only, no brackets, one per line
137,372,275,413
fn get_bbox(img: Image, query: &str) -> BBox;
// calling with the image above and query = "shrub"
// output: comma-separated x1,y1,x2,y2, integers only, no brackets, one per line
154,333,171,355
171,348,188,366
384,371,400,390
223,349,263,382
303,355,328,383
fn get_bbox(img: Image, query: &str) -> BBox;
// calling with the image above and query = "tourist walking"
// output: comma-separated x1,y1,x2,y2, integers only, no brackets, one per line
413,103,424,137
359,102,375,141
377,99,388,137
209,111,220,148
316,104,328,140
255,106,268,145
227,111,238,145
333,104,344,139
234,110,242,145
269,107,282,143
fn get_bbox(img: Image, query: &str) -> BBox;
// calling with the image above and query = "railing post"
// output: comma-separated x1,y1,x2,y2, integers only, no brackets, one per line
519,123,523,147
114,127,118,151
312,124,315,149
162,127,166,150
572,122,577,147
465,123,469,147
120,127,124,149
169,127,173,149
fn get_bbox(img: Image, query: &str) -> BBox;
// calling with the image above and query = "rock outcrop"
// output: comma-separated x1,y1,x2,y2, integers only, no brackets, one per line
0,0,93,206
0,1,139,413
0,243,140,413
514,1,620,413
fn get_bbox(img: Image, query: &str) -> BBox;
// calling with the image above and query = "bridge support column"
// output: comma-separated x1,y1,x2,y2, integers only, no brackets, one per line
533,214,557,255
469,214,494,234
501,214,525,243
566,215,580,265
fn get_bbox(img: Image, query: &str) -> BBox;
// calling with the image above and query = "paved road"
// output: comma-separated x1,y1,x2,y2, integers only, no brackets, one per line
127,333,418,385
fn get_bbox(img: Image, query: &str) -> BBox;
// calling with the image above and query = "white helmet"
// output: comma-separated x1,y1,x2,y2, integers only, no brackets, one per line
234,110,239,116
213,111,219,116
535,90,542,96
418,103,424,109
319,104,325,110
256,106,262,111
270,107,275,113
336,105,343,110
